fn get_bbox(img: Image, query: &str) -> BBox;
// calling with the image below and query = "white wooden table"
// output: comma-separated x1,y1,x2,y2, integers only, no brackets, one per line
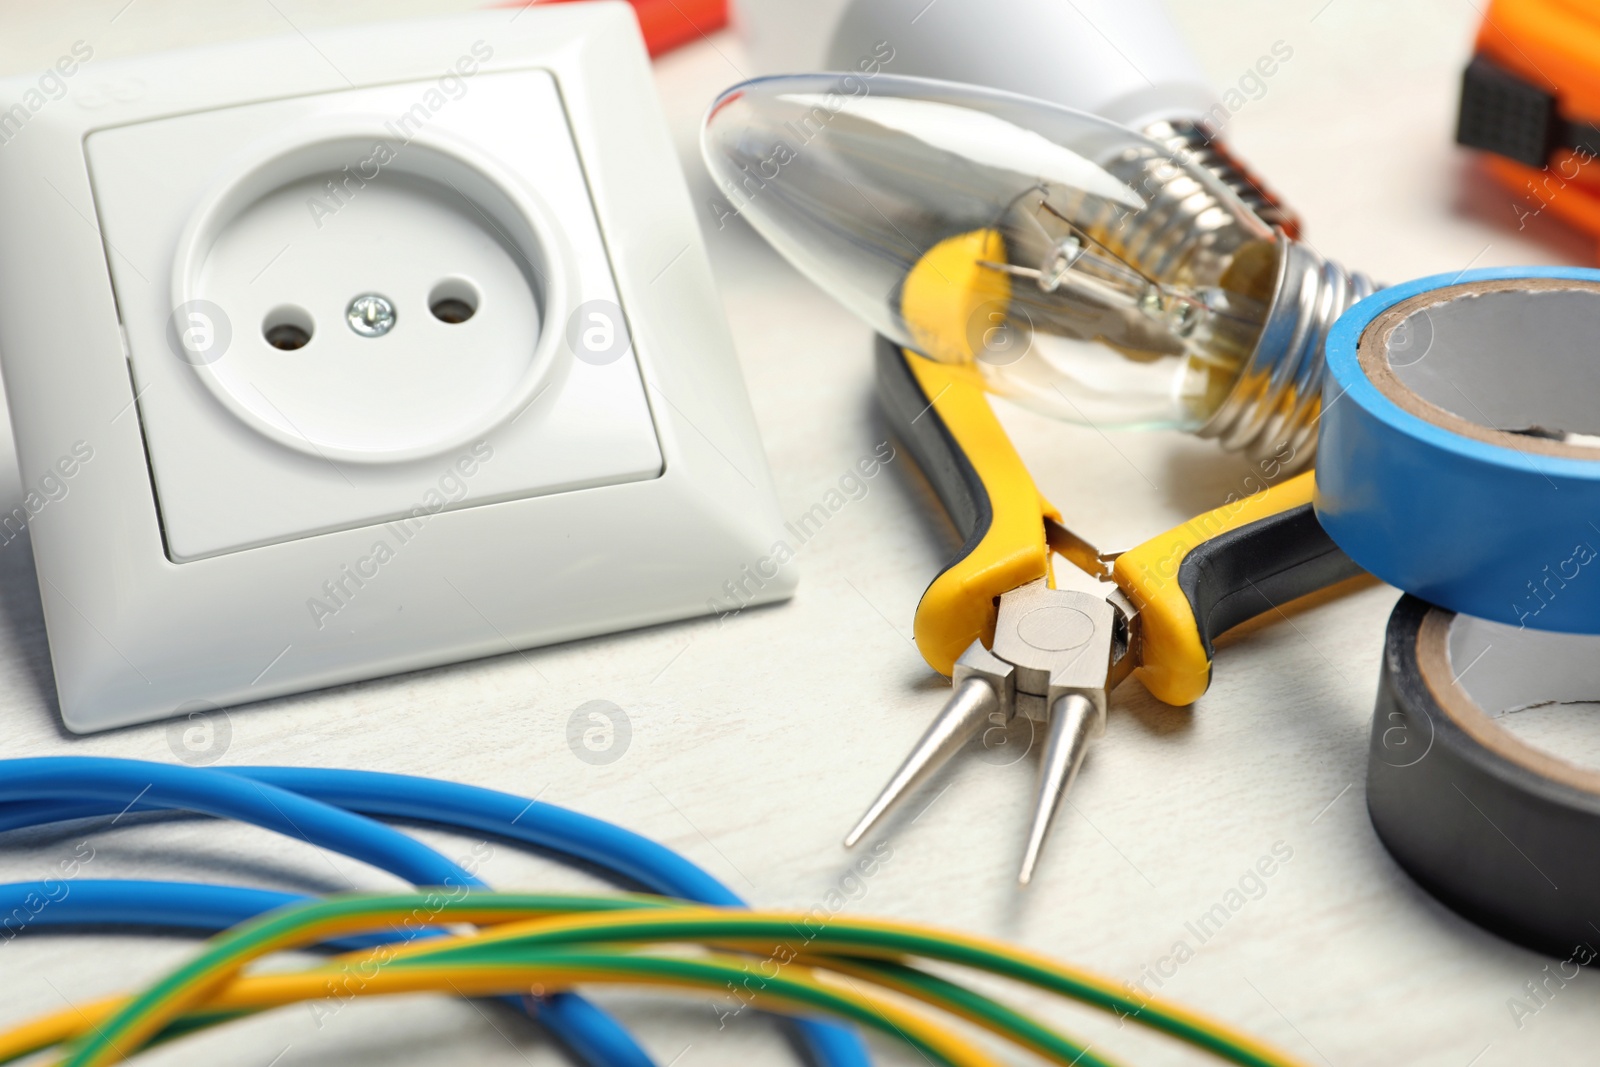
0,2,1592,1064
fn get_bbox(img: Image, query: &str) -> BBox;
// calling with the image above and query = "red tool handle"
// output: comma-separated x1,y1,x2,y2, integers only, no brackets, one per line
492,0,727,57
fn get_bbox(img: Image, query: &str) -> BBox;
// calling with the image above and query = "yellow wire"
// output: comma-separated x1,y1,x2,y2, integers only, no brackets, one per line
246,959,998,1067
19,902,1305,1067
794,952,1101,1067
53,902,621,1065
1,956,1001,1067
343,908,1303,1067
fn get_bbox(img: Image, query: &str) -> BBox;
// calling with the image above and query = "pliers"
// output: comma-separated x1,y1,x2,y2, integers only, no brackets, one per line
846,339,1364,883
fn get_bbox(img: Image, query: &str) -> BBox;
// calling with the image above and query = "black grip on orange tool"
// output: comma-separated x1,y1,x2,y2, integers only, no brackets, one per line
1457,53,1600,166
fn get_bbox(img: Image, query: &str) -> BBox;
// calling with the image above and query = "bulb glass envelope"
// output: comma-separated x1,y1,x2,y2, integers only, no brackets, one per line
702,74,1283,431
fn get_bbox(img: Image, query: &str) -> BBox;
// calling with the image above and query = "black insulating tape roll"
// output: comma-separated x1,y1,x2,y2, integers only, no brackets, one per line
1369,596,1600,956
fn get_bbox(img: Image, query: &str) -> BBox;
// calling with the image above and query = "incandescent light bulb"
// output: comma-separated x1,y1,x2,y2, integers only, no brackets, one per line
702,74,1374,462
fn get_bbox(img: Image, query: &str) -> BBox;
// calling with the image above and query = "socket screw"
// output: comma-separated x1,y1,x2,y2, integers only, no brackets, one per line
346,294,396,337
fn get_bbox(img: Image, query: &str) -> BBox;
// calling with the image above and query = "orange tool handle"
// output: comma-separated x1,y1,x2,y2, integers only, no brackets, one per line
494,0,726,57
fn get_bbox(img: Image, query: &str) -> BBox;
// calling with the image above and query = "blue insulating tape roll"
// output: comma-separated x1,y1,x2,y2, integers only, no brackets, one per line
1317,266,1600,633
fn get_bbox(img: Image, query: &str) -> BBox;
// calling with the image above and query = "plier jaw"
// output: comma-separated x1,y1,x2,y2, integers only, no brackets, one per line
848,578,1135,884
854,338,1361,884
991,579,1128,724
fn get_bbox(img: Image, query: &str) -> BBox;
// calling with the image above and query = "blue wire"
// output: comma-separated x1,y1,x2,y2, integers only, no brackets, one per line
0,768,729,900
0,759,471,887
236,768,871,1067
0,758,652,1067
233,767,738,903
0,881,378,949
0,759,871,1067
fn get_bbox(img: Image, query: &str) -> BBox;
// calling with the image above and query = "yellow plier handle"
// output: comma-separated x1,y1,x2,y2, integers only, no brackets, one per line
878,339,1363,706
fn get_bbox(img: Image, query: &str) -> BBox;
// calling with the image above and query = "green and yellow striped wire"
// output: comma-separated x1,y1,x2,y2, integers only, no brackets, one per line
0,892,1309,1067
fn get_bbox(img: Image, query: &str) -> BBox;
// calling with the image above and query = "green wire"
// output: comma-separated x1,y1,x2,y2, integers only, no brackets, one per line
390,948,980,1067
4,957,1111,1067
44,950,972,1067
401,942,1122,1067
816,957,1126,1067
12,951,1120,1067
364,906,1288,1067
58,894,643,1067
62,892,1291,1067
0,1012,247,1066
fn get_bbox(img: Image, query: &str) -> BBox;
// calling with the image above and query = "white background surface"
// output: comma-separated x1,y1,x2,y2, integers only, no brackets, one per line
0,1,1594,1065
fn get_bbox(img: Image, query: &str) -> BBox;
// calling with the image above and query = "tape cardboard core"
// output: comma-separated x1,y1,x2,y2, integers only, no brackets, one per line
1359,278,1600,459
1418,609,1600,795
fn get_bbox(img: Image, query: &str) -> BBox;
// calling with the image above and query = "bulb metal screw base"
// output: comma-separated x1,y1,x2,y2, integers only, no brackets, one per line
1142,119,1302,238
1199,240,1376,466
1136,119,1374,468
1139,120,1299,238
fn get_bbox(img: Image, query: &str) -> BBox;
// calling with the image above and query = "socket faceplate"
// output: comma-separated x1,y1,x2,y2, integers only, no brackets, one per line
0,6,794,731
88,70,662,561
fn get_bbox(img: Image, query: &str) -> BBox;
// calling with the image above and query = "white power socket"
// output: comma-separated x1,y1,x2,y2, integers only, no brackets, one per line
0,5,792,731
92,69,664,560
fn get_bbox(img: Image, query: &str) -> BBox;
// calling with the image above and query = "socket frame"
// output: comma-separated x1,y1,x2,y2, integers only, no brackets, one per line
0,5,794,731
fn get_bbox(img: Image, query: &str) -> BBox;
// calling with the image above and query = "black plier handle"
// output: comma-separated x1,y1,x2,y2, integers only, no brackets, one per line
877,337,1363,705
